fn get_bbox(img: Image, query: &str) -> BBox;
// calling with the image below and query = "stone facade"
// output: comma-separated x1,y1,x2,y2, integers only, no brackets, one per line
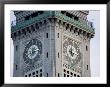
11,11,95,77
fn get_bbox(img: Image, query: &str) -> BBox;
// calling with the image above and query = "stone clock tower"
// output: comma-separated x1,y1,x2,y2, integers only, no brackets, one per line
11,11,95,77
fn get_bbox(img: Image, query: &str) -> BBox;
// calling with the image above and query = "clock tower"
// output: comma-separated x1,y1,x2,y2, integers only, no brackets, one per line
11,11,95,77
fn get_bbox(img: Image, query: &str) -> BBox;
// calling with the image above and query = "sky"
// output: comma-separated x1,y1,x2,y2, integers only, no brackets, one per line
10,11,100,77
87,11,100,77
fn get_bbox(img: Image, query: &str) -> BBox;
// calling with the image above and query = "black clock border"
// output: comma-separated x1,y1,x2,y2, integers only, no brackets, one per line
0,0,109,87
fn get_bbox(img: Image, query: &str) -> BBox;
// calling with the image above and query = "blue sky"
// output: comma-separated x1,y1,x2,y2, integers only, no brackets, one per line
11,11,100,77
87,11,100,77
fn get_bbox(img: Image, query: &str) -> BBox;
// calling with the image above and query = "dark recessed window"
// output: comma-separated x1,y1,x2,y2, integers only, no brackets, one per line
87,65,88,70
46,33,48,38
47,73,48,77
44,20,46,23
58,73,60,77
28,30,31,33
25,75,27,77
74,30,76,33
18,31,21,35
14,33,16,37
77,75,80,77
64,74,66,77
64,69,66,72
74,74,76,77
58,33,59,38
70,28,72,31
66,12,73,18
32,72,35,75
46,52,48,58
31,12,38,18
67,75,69,77
16,45,18,51
24,31,26,35
86,45,88,51
78,31,80,35
40,73,42,77
40,69,42,72
25,15,30,20
36,71,38,74
35,23,39,29
16,64,17,70
58,52,59,58
61,11,66,14
67,71,69,74
33,28,35,31
70,72,73,75
74,16,79,21
26,27,29,31
31,25,34,30
29,74,31,77
36,75,38,77
66,26,68,30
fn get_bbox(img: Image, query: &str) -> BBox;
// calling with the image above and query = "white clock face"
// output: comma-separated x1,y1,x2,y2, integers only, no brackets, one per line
23,39,42,65
28,45,39,59
63,37,81,67
67,45,78,60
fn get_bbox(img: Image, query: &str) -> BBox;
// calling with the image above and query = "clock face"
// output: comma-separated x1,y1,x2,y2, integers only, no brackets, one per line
63,38,81,67
28,45,39,59
23,39,42,65
67,45,78,60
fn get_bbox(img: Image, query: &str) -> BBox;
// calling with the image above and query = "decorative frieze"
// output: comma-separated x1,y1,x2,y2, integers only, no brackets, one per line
11,11,95,37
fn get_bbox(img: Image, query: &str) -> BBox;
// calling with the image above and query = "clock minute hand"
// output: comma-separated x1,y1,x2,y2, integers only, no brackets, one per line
69,47,72,55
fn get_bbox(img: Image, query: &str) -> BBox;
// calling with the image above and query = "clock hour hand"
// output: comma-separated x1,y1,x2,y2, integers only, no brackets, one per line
69,46,74,57
71,51,74,57
69,48,72,54
71,46,74,57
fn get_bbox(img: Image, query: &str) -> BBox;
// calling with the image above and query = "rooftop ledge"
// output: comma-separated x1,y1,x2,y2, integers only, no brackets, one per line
11,11,95,34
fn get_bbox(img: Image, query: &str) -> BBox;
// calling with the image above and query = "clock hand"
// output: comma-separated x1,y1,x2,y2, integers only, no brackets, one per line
71,51,74,57
36,48,39,51
69,46,73,57
32,47,37,55
71,46,74,57
69,47,72,56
